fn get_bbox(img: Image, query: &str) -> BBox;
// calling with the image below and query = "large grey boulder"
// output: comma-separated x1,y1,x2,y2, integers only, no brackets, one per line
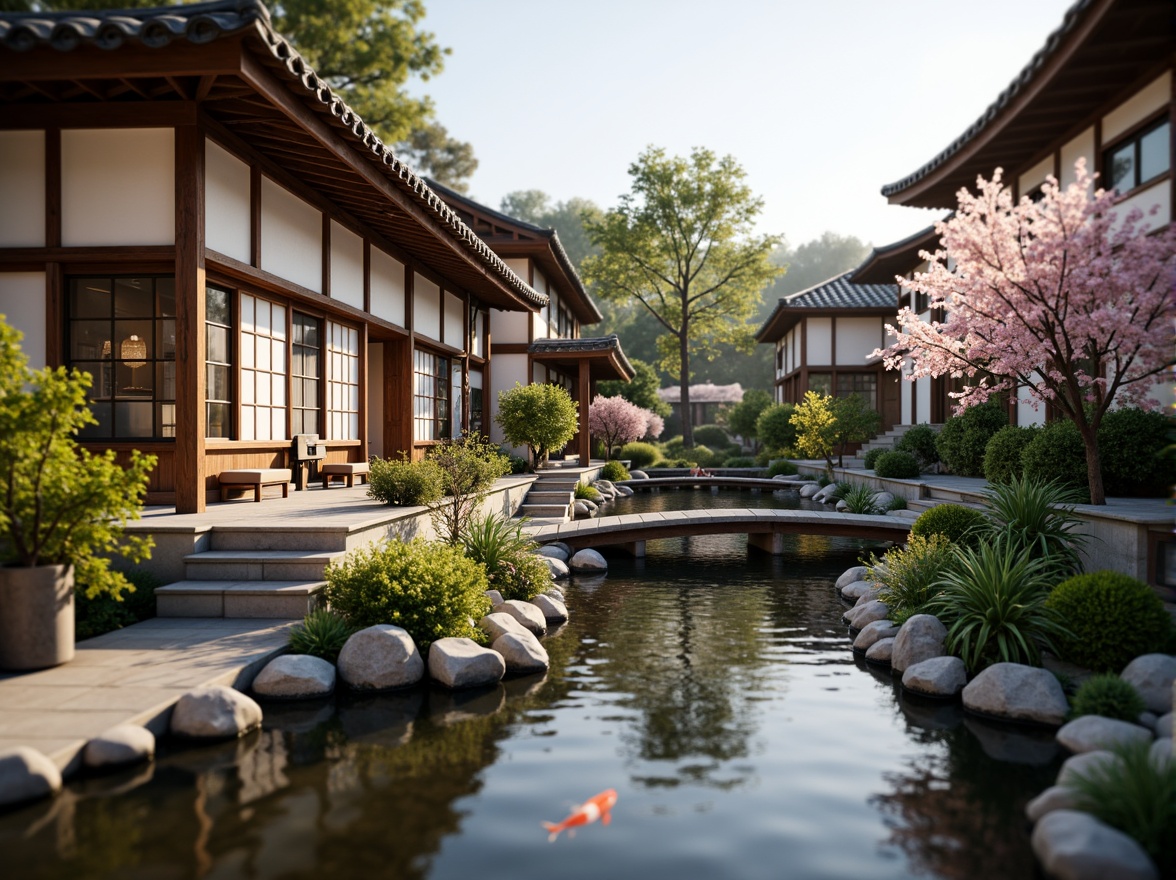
544,585,565,603
903,656,967,698
570,548,608,573
616,485,634,496
479,612,530,642
835,566,870,590
853,620,899,652
573,500,595,518
428,638,505,689
1057,749,1121,787
494,599,547,636
854,586,883,606
799,483,821,499
1155,712,1173,740
891,614,947,674
484,589,504,607
540,556,570,579
536,544,569,562
866,638,895,666
252,654,336,700
963,663,1069,726
840,579,876,601
844,599,889,629
629,470,649,480
83,724,155,769
1056,715,1153,754
1120,654,1176,715
171,686,263,738
872,491,895,509
1031,810,1158,880
531,593,568,623
0,747,62,807
1025,785,1081,822
493,631,549,674
337,625,424,691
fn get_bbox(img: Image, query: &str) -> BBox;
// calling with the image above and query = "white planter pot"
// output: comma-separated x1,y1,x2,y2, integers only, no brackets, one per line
0,564,75,670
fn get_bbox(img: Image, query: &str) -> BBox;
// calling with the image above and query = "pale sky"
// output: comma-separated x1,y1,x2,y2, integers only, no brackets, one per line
412,0,1076,249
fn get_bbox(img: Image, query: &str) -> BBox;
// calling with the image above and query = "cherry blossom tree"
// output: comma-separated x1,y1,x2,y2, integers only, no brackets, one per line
643,410,665,441
874,160,1175,504
589,395,651,458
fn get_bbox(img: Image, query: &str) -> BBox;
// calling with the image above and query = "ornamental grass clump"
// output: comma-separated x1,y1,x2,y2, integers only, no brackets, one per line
1069,741,1176,878
1068,674,1146,723
840,483,880,515
927,536,1072,671
1045,571,1174,673
865,534,956,625
980,475,1088,577
288,608,356,663
323,539,490,648
461,514,550,601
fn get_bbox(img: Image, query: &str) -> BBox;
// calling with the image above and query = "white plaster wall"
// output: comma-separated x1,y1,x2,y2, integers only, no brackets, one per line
1018,155,1054,196
0,131,45,247
1060,128,1095,187
1102,72,1170,143
915,376,931,424
330,220,364,310
835,317,882,366
204,139,250,263
62,128,174,246
444,292,464,349
504,257,529,283
807,318,832,364
1113,182,1171,234
369,247,405,327
261,177,321,292
488,352,529,446
532,363,547,385
900,369,912,423
367,341,384,459
492,307,530,344
414,273,440,341
1017,394,1044,427
532,268,551,339
0,273,46,367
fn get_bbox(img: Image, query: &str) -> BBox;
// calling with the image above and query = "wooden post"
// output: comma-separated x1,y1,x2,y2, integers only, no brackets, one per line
175,125,206,513
578,358,591,466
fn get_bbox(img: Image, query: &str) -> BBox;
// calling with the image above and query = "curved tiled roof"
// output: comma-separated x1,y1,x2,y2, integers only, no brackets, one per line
529,334,633,378
755,272,898,343
0,0,547,311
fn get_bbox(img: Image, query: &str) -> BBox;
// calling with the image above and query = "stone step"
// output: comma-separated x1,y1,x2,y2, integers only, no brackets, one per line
156,580,325,619
518,502,572,519
183,549,346,581
530,478,580,490
526,490,574,503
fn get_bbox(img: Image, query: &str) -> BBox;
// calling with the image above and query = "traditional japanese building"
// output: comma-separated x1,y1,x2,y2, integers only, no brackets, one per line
0,0,552,513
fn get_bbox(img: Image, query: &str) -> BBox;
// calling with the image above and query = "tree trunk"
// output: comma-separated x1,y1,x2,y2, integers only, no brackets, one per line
1078,423,1106,505
679,331,694,448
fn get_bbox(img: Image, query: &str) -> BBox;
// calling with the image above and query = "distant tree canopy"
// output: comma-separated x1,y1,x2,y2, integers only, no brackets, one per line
498,190,604,270
597,359,671,418
15,0,478,191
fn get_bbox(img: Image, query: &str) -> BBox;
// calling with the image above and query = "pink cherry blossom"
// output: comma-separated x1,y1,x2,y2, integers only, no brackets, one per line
589,395,651,456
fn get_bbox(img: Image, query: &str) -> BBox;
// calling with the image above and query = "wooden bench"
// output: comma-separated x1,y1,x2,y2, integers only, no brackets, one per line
217,468,292,502
320,461,370,489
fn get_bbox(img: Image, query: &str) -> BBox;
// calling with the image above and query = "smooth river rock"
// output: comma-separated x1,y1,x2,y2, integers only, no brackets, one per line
540,556,571,579
428,638,505,689
865,637,895,666
1057,749,1122,787
531,593,568,623
835,566,870,590
170,686,263,739
962,663,1069,726
1025,785,1081,822
854,586,883,606
1031,810,1158,880
337,625,424,691
903,656,967,699
492,631,549,674
1056,715,1153,754
0,747,62,807
853,620,899,652
799,483,821,499
479,612,530,642
844,599,889,629
891,614,947,674
494,599,547,636
628,470,649,480
1119,654,1176,715
536,544,569,562
484,589,504,607
83,724,155,769
252,654,336,700
840,579,876,601
569,548,608,573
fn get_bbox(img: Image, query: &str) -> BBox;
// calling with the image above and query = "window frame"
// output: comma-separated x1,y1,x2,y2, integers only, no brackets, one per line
1101,114,1171,196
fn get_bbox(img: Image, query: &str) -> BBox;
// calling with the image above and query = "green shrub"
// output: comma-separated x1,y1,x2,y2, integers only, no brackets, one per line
886,495,908,511
829,481,853,500
460,515,553,602
756,403,799,454
323,539,490,647
910,504,988,548
288,608,356,664
1069,674,1146,722
840,483,880,514
75,569,161,641
426,434,512,545
661,436,687,458
862,447,885,470
1098,407,1175,497
367,456,443,506
894,423,940,470
1045,571,1173,673
981,476,1088,577
575,482,603,501
935,400,1008,476
693,424,734,450
723,455,756,468
982,425,1038,484
600,460,630,482
688,445,718,468
500,447,530,474
491,553,552,602
866,534,957,622
1069,741,1176,878
620,441,661,468
1021,419,1088,497
767,459,797,477
874,450,921,479
928,536,1072,671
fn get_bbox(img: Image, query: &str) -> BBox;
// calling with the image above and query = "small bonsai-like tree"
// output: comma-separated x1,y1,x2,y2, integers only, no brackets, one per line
494,382,579,468
425,434,510,545
789,392,838,478
588,394,649,458
0,318,154,598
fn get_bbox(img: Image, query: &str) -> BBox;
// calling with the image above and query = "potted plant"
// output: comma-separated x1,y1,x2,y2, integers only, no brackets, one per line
0,318,155,670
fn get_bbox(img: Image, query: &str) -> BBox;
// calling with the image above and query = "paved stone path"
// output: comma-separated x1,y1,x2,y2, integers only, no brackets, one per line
0,617,296,776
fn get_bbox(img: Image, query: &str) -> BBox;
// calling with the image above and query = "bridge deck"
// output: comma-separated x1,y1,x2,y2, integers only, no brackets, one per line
526,507,910,550
618,476,814,491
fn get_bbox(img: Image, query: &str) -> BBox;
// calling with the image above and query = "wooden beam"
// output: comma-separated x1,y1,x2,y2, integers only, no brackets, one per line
0,102,198,129
577,357,591,466
0,245,175,265
45,127,60,248
0,41,243,82
174,124,206,514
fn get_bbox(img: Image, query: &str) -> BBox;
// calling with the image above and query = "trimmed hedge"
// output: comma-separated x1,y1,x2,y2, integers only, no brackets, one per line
1098,407,1174,497
874,450,921,479
983,425,1038,484
910,503,987,547
862,447,885,470
1021,419,1088,497
619,441,661,468
935,400,1008,476
368,457,443,506
723,456,756,468
600,460,631,482
767,459,798,477
693,424,735,450
894,423,940,470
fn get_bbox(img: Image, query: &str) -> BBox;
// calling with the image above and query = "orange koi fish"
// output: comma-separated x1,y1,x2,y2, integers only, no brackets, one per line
542,788,618,842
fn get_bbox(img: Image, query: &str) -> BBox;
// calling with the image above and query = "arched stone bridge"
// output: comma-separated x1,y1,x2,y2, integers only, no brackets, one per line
525,508,911,557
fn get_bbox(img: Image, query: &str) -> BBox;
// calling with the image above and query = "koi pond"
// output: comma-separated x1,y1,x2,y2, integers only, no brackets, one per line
0,488,1061,879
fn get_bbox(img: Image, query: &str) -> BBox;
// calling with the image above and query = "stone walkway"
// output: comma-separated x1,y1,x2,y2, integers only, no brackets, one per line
0,617,296,776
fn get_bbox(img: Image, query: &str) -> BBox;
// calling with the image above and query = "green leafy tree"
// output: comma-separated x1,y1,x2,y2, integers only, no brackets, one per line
582,147,782,447
755,402,797,454
494,382,579,468
598,358,670,418
830,394,881,466
790,392,838,477
724,389,772,451
499,191,604,270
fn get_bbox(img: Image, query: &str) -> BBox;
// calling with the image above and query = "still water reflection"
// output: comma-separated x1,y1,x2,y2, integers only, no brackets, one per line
0,492,1060,879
